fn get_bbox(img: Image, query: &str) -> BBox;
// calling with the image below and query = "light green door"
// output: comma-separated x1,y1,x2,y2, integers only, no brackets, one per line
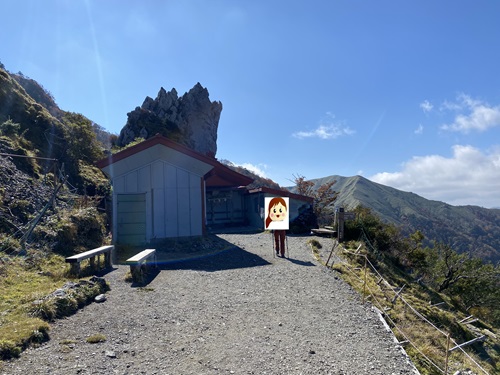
116,193,146,245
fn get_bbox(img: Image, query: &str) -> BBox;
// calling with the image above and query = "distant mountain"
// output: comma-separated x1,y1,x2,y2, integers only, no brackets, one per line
290,175,500,263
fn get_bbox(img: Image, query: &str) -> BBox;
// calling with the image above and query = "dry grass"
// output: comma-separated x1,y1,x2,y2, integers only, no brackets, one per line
307,239,499,375
86,333,106,344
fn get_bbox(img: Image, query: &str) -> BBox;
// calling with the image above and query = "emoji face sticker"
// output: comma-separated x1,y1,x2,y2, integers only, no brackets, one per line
270,201,287,221
264,197,289,230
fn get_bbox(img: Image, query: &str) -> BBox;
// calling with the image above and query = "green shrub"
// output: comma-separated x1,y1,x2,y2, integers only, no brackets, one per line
0,340,22,359
41,207,106,256
30,329,48,344
0,119,21,136
27,299,57,321
74,283,103,307
54,296,78,318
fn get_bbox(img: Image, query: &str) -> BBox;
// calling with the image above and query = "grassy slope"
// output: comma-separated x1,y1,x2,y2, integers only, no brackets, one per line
309,238,499,375
0,252,109,362
0,253,67,359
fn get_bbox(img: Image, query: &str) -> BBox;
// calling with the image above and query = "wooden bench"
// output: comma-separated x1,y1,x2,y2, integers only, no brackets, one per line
126,249,157,283
65,245,114,276
311,228,337,237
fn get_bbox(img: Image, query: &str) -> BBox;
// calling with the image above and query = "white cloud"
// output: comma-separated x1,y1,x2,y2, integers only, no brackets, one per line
414,124,424,135
369,145,500,208
293,113,355,140
236,162,269,178
292,124,355,139
420,100,433,113
440,94,500,133
440,100,462,112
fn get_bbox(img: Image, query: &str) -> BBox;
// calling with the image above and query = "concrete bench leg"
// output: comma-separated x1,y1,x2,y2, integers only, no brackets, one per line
130,264,144,283
129,264,137,276
104,251,112,268
70,263,80,276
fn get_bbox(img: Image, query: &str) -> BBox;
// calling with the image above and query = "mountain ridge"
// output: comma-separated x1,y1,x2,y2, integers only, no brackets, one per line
289,174,500,263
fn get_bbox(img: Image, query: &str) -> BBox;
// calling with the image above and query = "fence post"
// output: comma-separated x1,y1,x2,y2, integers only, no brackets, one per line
444,333,450,375
362,256,367,304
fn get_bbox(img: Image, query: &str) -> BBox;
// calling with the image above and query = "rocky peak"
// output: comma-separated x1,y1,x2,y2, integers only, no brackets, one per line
117,83,222,157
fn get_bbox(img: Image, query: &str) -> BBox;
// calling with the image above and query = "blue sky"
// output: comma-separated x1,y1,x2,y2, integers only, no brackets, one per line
1,0,500,208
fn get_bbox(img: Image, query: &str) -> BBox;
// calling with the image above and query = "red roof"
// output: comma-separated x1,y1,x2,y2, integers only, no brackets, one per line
247,186,314,204
96,134,253,188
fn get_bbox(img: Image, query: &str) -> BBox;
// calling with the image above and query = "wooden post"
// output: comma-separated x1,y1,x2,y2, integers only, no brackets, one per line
104,249,112,268
391,285,406,305
337,207,345,243
362,256,368,304
444,333,450,375
325,242,337,268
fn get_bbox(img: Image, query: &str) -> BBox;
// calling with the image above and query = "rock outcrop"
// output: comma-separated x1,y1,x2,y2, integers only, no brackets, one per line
117,83,222,157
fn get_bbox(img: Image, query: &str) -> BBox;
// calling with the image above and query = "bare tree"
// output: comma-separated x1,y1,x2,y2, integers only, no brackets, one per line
293,174,338,225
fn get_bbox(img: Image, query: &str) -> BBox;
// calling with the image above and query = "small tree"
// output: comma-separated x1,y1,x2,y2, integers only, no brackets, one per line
293,174,338,226
0,119,21,137
63,113,104,163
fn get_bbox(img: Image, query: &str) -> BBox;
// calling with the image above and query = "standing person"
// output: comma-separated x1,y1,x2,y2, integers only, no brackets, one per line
265,197,288,257
273,229,286,257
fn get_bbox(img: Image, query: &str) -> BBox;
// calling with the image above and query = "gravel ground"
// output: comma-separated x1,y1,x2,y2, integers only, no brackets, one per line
2,232,420,375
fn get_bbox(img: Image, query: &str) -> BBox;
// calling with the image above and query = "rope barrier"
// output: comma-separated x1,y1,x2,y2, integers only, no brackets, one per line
310,237,491,375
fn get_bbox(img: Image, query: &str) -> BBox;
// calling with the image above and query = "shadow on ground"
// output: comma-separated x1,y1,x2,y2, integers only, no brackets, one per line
127,246,271,287
286,258,315,267
116,234,272,286
158,245,271,272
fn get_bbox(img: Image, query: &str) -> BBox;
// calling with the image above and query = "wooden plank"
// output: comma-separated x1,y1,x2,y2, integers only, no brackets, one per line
127,249,157,283
311,228,337,236
65,245,114,263
126,249,156,264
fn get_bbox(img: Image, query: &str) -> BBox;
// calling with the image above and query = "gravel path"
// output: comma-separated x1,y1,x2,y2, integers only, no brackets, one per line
2,232,419,375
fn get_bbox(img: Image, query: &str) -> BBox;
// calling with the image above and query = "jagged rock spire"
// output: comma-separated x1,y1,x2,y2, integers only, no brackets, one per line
117,83,222,157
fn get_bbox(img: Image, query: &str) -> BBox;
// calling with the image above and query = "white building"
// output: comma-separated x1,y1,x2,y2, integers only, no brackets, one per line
97,134,252,245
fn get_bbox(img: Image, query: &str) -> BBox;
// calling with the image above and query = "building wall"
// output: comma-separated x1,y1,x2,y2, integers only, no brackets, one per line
110,153,209,243
206,189,246,227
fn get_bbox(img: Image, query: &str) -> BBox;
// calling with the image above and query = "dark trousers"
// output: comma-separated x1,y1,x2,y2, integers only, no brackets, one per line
274,230,286,256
